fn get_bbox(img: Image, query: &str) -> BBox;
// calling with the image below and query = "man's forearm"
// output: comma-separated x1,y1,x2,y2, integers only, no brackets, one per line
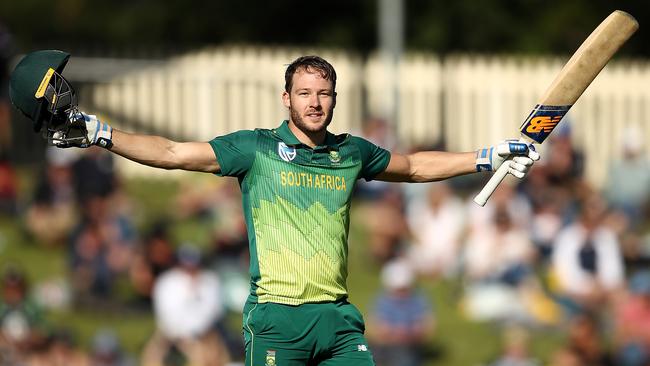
377,150,476,183
108,129,181,169
406,151,476,182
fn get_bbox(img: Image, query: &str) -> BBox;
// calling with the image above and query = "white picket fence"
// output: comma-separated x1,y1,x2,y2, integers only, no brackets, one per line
66,46,650,186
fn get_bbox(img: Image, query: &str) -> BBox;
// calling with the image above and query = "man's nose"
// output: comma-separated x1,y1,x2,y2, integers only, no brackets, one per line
309,94,321,108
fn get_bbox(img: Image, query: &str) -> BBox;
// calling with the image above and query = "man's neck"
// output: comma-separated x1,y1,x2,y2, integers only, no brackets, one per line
288,121,326,148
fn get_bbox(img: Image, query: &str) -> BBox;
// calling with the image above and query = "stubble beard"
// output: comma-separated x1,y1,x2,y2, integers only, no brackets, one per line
289,106,334,135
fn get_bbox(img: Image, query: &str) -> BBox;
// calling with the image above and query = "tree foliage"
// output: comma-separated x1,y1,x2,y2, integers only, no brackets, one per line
0,0,647,56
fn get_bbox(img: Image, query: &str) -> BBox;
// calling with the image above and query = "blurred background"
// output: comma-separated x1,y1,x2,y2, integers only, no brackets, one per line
1,0,650,365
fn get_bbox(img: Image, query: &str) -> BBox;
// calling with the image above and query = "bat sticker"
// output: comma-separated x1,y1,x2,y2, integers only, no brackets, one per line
519,104,572,143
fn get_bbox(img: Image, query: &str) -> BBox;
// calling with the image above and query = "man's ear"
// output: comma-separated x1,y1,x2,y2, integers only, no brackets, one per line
282,91,291,109
333,91,337,109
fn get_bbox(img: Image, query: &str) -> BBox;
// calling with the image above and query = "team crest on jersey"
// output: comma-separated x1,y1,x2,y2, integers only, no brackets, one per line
278,142,297,162
265,350,276,366
329,150,341,164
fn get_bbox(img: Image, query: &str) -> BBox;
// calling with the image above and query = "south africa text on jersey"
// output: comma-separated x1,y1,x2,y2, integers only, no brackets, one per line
279,171,347,191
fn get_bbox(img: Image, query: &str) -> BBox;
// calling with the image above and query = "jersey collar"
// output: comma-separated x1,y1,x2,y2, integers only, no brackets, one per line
274,120,338,149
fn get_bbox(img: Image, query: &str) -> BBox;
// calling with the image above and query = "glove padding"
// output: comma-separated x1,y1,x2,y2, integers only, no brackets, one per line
53,112,113,149
476,140,540,179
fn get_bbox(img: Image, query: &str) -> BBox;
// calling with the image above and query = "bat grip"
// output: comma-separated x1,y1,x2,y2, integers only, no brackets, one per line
473,161,510,206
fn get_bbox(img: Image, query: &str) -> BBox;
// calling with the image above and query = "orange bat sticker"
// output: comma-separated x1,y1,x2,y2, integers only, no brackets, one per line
520,104,571,143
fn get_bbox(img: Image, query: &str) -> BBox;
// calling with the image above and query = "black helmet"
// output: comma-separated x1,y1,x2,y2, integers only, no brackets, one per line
9,50,75,133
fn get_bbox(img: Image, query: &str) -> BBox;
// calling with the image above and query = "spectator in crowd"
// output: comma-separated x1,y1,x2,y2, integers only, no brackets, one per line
68,193,136,305
462,206,539,323
519,123,586,227
601,134,650,267
551,193,625,315
129,219,177,308
367,258,435,366
529,192,565,260
466,183,532,235
406,181,465,279
562,312,614,366
0,265,48,363
540,123,585,190
357,188,410,263
175,176,241,221
174,178,249,270
141,243,230,366
603,125,650,229
90,329,135,366
613,271,650,366
71,147,119,203
355,118,414,263
464,206,536,285
547,347,583,366
27,328,90,366
25,147,79,247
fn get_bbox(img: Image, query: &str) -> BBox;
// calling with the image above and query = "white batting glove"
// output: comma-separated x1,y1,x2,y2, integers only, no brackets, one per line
476,140,540,179
53,112,113,148
77,112,113,148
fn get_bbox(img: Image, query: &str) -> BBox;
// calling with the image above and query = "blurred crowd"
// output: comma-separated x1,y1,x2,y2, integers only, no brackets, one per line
356,118,650,366
1,144,249,366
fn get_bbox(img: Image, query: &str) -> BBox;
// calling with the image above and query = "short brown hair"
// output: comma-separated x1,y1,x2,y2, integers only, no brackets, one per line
284,55,337,93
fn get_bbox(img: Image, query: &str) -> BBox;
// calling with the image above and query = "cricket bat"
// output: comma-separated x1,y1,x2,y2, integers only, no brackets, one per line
473,10,639,206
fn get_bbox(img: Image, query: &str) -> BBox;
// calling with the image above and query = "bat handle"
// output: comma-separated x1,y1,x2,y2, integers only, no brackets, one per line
472,161,510,206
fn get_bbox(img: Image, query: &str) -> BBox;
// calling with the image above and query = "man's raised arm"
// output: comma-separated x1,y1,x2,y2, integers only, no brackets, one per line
62,112,220,174
110,130,220,173
375,141,539,183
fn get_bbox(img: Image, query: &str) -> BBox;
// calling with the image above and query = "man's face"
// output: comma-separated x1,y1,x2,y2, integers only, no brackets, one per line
282,68,336,134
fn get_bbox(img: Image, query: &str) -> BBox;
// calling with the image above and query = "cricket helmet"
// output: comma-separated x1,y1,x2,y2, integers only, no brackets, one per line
9,50,75,133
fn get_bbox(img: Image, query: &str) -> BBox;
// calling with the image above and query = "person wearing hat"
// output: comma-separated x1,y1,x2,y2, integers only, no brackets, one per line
603,125,650,229
366,258,435,366
141,243,230,366
10,51,540,366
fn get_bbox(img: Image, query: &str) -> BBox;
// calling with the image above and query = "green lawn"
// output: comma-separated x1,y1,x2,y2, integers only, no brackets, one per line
0,177,565,365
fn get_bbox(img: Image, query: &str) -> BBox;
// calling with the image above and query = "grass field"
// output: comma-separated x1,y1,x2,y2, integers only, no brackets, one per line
0,176,565,365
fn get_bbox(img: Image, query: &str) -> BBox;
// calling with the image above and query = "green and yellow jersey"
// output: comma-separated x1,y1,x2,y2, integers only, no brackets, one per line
209,121,390,305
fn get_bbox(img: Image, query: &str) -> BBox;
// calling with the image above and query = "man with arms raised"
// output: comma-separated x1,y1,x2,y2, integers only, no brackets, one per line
10,51,539,366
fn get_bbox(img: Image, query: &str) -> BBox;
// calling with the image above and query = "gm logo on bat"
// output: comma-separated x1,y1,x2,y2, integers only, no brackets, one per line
520,104,571,144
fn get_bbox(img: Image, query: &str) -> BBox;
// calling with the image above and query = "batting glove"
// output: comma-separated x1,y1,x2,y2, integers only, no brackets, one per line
476,140,540,179
53,112,113,149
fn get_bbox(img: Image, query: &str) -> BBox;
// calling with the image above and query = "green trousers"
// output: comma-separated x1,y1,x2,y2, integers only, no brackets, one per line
243,298,375,366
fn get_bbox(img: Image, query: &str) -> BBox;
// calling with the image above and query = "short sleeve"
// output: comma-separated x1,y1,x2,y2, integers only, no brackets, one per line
350,136,391,181
208,130,257,177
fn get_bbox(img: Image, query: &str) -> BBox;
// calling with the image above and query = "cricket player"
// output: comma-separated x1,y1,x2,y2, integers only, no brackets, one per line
10,51,539,366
